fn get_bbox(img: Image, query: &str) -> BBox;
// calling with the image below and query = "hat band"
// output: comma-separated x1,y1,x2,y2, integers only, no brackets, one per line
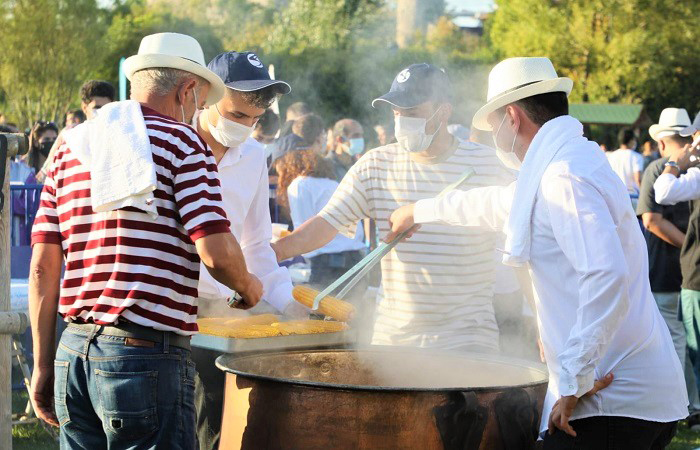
489,80,541,101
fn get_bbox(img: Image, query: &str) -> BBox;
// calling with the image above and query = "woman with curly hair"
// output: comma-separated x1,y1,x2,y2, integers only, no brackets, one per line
275,150,367,294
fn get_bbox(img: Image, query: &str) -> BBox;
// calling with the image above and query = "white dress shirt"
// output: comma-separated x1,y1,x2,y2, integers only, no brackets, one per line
415,124,688,432
654,167,700,204
197,136,294,312
287,176,366,258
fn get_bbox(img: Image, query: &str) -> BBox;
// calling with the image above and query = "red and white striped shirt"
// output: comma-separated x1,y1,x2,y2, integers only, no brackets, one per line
31,105,230,335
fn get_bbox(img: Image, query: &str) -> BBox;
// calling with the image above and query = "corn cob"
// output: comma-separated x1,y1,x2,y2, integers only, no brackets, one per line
198,322,283,338
292,285,356,322
271,320,349,336
197,314,281,337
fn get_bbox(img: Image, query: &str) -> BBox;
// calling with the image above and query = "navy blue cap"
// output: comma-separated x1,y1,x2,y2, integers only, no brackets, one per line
207,51,291,94
372,63,451,109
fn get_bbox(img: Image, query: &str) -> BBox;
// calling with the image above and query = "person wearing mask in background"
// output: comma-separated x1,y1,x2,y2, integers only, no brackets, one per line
192,51,300,450
327,118,364,180
289,113,326,155
607,127,644,209
638,108,700,428
273,63,514,353
387,57,688,447
22,121,58,178
654,111,700,425
64,109,86,130
274,150,367,298
29,32,263,449
36,80,117,183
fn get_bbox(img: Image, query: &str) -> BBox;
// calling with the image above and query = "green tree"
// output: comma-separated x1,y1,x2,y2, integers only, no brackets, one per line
264,0,386,54
0,0,108,127
488,0,700,118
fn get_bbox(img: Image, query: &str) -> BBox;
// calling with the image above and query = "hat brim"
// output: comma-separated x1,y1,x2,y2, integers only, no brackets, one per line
372,91,430,109
680,125,698,137
472,78,573,130
124,54,226,106
649,124,686,141
226,79,291,95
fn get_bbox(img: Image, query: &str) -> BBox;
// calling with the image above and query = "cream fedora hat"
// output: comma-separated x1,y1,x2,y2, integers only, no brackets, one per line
123,32,225,106
472,57,573,130
649,108,691,141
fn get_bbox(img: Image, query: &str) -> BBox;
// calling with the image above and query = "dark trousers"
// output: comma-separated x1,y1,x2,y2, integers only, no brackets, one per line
308,250,366,299
542,416,677,450
193,347,225,450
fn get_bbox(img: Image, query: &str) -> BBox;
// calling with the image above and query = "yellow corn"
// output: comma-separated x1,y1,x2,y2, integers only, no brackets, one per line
271,320,348,336
197,314,281,337
292,285,356,322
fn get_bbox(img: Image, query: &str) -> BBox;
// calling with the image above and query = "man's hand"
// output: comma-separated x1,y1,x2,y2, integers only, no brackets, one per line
668,143,700,172
235,273,263,310
31,366,58,427
548,373,614,437
385,203,419,242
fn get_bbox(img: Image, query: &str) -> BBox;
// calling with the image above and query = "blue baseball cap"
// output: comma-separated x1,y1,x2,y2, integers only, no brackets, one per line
372,63,451,109
207,51,291,94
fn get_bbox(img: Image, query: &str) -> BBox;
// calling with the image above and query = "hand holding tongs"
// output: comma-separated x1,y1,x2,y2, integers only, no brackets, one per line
311,167,476,311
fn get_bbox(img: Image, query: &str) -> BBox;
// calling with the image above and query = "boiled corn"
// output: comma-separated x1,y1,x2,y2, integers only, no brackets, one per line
292,285,356,322
271,320,348,336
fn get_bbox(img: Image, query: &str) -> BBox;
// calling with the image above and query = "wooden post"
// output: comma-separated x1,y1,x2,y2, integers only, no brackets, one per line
0,143,12,449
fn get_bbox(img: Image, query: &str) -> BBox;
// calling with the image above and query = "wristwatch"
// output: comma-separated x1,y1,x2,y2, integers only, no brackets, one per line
664,160,680,170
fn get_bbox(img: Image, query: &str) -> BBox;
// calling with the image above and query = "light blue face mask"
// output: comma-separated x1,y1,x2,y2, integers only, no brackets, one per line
347,137,365,156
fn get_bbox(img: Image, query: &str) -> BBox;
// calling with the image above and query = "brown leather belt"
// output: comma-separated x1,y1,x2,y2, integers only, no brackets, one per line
67,321,191,350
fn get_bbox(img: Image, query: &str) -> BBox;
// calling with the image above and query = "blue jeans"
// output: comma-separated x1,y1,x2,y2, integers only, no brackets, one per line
54,326,196,450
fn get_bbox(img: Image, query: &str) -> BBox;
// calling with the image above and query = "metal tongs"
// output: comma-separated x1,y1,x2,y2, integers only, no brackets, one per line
311,167,476,311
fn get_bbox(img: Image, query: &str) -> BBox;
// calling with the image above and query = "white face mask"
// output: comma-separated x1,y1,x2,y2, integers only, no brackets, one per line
394,106,443,153
208,105,254,149
492,111,522,170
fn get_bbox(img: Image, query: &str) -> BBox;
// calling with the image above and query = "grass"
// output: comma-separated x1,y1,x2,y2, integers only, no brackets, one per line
12,391,58,450
9,389,700,449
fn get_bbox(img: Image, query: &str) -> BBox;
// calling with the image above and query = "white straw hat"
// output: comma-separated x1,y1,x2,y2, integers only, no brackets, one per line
123,33,226,106
649,108,691,141
472,57,573,130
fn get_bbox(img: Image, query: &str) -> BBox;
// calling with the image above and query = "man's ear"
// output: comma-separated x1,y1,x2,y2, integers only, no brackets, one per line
81,103,88,115
439,103,453,123
658,140,666,154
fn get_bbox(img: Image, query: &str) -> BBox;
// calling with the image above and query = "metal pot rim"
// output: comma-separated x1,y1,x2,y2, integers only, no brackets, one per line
215,348,549,392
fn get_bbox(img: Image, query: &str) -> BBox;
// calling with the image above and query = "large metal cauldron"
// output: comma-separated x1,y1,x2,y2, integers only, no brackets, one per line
216,348,548,450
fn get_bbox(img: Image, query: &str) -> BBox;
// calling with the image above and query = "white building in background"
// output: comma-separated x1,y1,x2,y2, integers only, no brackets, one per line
447,0,497,36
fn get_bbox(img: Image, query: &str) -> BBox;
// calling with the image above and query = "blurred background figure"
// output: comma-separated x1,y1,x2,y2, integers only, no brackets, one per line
79,80,115,119
373,122,394,147
447,123,471,142
607,127,643,209
21,121,58,179
642,139,661,171
328,118,364,181
289,113,326,155
63,108,86,130
279,101,311,137
274,149,366,295
252,108,280,145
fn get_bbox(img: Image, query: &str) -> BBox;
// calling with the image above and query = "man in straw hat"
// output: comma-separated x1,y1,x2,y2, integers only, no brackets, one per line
273,63,515,352
654,111,700,426
28,32,263,449
388,57,687,447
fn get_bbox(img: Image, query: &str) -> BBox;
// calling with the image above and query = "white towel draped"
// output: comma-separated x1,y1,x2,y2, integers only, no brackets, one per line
63,100,158,219
503,115,589,266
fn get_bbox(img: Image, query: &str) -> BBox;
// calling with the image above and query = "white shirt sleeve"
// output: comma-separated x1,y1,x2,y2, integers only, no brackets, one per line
654,167,700,205
240,161,294,313
632,152,643,173
541,171,631,398
413,182,515,231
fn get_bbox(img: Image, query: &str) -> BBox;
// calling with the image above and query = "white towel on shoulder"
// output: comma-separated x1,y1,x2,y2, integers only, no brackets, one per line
63,100,158,219
503,115,586,267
